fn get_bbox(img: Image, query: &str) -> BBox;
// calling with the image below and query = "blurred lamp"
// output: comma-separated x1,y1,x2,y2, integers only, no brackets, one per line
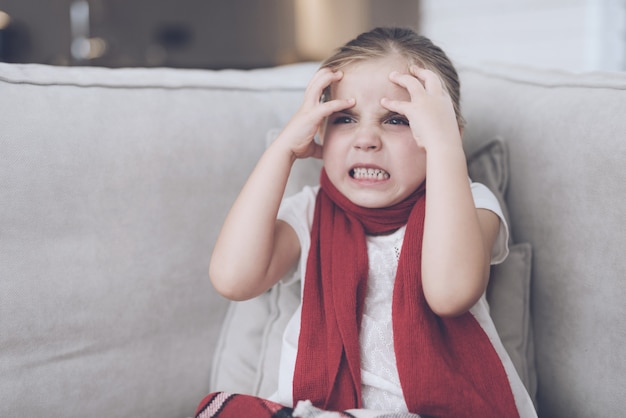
294,0,367,61
0,10,11,30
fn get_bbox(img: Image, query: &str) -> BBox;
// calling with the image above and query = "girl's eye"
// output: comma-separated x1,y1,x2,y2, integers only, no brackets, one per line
386,116,410,126
332,116,354,124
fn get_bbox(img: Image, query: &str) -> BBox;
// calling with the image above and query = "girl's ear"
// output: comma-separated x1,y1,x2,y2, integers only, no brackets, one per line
317,123,327,145
459,125,464,140
320,86,331,103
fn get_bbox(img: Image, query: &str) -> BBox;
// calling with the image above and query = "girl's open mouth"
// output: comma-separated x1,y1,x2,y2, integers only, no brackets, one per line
349,167,390,180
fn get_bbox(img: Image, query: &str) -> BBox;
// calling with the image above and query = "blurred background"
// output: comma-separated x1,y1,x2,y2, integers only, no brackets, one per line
0,0,624,72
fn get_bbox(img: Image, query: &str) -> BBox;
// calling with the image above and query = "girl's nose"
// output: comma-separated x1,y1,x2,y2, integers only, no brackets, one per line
353,129,382,151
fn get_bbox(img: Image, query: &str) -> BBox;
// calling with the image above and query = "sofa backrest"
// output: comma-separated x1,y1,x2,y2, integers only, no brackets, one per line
459,64,626,417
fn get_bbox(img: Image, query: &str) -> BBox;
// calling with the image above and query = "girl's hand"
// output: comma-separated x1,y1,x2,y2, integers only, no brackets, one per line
381,66,461,151
276,68,355,159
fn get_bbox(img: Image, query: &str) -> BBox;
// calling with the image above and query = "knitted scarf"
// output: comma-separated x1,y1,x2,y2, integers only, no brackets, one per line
293,169,519,418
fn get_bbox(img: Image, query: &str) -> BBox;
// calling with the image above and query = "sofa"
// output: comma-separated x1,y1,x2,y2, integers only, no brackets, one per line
1,59,624,418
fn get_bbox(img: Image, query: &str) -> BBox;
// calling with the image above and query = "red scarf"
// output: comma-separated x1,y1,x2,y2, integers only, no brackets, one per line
293,169,519,418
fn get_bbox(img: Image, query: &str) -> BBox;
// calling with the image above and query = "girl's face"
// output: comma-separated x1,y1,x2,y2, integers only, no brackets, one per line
321,56,426,208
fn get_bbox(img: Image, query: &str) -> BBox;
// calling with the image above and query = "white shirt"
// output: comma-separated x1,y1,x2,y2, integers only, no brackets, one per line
272,182,536,417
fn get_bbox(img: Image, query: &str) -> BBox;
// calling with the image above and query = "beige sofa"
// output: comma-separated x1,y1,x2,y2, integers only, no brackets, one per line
1,60,624,418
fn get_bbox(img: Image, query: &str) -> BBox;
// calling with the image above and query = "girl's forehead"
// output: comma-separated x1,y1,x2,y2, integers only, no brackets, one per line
336,57,411,89
330,60,412,102
342,55,413,74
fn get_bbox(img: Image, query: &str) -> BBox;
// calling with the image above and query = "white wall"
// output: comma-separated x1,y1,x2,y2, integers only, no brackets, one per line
420,0,626,72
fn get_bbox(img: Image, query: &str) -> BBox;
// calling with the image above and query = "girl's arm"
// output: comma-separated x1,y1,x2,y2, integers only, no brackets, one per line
421,145,500,317
384,67,500,317
209,69,355,301
209,140,300,301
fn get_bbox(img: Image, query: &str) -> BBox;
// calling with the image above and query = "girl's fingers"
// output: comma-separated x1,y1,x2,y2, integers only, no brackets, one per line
390,67,445,98
302,97,354,133
304,68,343,106
322,97,355,114
383,67,457,145
389,70,425,98
409,66,444,95
286,68,354,158
380,97,407,115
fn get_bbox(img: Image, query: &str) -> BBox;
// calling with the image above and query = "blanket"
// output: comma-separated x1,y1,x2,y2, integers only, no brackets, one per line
195,393,422,418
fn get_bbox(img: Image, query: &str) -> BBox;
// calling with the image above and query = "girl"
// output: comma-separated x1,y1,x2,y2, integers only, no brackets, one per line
198,27,537,418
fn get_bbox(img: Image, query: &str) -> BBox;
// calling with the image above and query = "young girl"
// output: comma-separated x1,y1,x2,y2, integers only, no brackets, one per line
197,27,537,418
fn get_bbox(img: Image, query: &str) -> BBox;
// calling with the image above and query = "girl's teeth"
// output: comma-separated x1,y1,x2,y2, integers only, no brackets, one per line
351,167,390,180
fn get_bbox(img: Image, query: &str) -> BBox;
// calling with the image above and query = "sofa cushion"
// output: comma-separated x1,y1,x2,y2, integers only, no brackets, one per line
458,64,626,417
211,137,537,404
0,61,319,418
488,242,537,401
466,139,537,404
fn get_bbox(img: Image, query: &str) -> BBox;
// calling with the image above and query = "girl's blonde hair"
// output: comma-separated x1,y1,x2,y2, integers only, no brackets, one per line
321,27,465,128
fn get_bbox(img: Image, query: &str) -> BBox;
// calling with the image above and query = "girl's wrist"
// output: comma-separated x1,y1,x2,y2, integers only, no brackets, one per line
423,136,464,157
424,141,468,174
266,136,299,166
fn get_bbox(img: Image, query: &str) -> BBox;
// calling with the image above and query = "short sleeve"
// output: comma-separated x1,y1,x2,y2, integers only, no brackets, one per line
470,181,510,264
276,185,319,285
